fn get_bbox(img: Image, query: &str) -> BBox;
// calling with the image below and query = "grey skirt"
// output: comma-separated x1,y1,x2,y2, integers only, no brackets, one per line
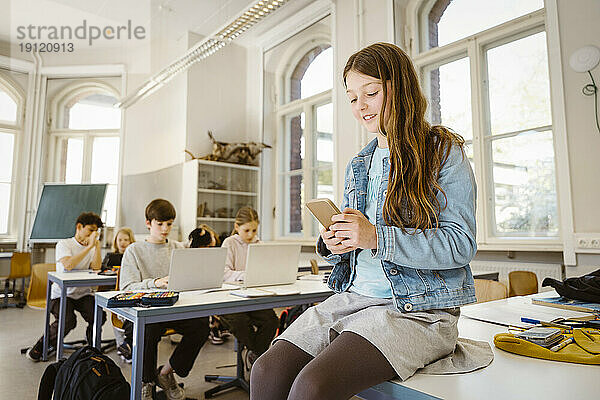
274,291,492,381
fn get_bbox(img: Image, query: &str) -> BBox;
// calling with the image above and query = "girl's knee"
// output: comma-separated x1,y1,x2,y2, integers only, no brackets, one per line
288,367,329,400
249,352,269,383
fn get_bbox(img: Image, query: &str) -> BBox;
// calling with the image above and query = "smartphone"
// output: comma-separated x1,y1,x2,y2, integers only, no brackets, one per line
306,198,341,230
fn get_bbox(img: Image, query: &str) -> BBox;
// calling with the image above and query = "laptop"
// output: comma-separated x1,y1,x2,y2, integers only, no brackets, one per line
239,243,302,288
167,248,227,292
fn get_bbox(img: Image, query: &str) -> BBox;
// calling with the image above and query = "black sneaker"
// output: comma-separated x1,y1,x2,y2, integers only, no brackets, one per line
117,342,132,363
25,347,42,362
209,327,224,345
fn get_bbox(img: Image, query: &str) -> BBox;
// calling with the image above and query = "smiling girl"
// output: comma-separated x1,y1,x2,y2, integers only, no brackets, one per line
251,42,483,400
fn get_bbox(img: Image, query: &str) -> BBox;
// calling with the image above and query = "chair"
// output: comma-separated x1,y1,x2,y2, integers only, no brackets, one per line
508,271,538,297
1,252,31,308
26,263,56,309
26,263,115,351
474,279,508,303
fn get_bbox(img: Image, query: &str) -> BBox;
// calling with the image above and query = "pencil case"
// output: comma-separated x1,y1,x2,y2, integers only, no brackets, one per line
107,291,179,308
140,291,179,307
494,328,600,365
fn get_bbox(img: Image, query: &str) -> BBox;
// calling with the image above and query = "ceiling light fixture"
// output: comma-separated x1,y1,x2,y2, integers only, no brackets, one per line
115,0,290,108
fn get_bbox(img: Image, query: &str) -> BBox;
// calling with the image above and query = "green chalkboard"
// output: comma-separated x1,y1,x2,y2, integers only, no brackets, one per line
30,184,107,242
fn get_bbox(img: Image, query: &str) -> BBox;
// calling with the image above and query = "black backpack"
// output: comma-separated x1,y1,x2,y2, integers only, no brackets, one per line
38,346,130,400
542,268,600,303
277,304,311,335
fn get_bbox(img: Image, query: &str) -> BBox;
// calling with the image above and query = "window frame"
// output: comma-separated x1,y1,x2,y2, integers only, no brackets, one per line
412,7,562,248
276,90,332,239
0,74,25,238
47,81,122,227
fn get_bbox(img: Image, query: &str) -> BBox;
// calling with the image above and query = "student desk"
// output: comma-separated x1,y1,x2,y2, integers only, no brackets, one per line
357,292,598,400
43,271,117,361
93,280,333,400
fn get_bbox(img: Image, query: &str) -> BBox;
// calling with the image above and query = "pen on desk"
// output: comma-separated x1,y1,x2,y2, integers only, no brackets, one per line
520,317,571,329
549,337,574,352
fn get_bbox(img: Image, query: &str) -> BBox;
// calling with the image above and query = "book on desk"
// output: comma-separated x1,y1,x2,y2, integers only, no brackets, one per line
532,296,600,313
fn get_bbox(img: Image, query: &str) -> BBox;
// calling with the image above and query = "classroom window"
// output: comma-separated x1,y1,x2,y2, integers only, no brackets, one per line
66,93,121,130
49,83,121,227
422,0,544,51
0,80,22,236
415,2,558,243
280,44,332,238
0,89,17,124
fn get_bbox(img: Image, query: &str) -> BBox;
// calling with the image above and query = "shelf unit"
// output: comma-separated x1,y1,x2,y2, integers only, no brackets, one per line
182,159,260,242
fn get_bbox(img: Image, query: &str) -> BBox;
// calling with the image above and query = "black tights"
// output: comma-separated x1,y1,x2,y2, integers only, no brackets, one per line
250,331,397,400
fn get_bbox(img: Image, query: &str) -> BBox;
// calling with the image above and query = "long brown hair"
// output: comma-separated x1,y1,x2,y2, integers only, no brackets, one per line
231,206,259,235
343,42,464,232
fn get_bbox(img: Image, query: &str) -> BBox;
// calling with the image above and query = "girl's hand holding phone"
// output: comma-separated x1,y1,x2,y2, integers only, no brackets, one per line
321,208,377,254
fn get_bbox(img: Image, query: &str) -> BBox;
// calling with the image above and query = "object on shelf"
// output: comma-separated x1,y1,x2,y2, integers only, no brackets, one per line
198,171,210,188
193,131,271,166
207,180,227,190
197,202,206,217
215,207,233,218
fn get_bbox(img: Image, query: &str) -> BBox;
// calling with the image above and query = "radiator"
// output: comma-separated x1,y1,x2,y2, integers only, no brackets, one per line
470,260,564,291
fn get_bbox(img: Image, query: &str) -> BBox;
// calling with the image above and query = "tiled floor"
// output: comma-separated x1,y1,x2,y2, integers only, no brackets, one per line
0,305,248,400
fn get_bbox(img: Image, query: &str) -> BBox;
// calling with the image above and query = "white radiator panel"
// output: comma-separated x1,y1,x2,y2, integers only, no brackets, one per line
470,260,564,291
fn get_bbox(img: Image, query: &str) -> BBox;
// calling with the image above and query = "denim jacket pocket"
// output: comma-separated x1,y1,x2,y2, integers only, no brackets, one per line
344,185,356,209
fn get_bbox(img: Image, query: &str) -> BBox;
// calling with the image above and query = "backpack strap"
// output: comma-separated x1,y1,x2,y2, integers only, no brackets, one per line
37,360,64,400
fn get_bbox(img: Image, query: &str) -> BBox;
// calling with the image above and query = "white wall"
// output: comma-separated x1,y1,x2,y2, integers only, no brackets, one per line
185,32,248,160
554,0,600,234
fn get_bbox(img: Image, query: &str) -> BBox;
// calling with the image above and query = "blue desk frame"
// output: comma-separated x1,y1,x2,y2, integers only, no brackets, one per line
43,271,116,361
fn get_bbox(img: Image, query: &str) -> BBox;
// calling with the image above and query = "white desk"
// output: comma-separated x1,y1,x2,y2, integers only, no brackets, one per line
357,293,598,400
93,280,333,400
44,271,116,361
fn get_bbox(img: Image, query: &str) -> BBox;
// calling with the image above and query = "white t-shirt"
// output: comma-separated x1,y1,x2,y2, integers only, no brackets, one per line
51,237,96,300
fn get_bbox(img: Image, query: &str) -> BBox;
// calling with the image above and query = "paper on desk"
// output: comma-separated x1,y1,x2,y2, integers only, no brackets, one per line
461,296,593,328
298,273,326,281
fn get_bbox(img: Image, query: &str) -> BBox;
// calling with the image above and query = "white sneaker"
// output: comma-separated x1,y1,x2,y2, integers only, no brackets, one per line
141,382,154,400
156,370,185,400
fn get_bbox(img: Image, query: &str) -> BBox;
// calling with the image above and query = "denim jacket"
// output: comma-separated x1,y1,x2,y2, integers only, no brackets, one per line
317,139,477,312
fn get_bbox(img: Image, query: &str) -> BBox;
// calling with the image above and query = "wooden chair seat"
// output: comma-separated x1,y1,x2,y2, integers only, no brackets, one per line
474,279,508,303
508,271,538,297
26,263,56,309
2,252,32,308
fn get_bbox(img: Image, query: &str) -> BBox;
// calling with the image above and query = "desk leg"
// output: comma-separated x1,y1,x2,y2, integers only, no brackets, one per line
93,300,103,350
56,285,67,361
42,279,52,361
131,317,145,400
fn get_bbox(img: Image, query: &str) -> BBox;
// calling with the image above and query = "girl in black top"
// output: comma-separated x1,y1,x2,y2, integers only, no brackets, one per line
101,227,135,270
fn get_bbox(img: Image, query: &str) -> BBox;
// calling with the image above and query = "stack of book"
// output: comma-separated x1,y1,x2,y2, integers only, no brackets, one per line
515,327,564,348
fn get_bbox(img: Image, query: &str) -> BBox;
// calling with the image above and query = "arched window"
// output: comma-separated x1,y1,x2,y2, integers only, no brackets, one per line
414,0,556,242
282,44,333,236
64,93,121,129
280,43,333,238
422,0,544,51
0,76,23,235
49,82,121,226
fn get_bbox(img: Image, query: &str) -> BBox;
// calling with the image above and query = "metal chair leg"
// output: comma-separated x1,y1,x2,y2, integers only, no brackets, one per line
204,339,249,398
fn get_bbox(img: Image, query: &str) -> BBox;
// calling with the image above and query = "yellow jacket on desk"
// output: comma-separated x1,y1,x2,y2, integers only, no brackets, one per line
494,329,600,365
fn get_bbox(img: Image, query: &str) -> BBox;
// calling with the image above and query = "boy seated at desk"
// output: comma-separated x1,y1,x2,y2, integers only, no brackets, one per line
26,212,107,361
119,198,210,400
